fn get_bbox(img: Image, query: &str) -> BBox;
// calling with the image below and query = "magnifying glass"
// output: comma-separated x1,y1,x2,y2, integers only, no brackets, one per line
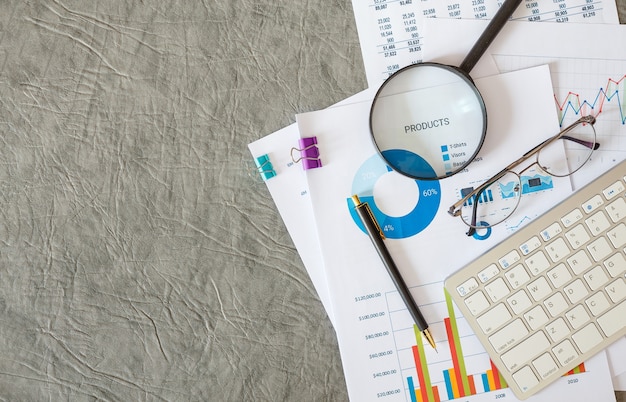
369,0,523,180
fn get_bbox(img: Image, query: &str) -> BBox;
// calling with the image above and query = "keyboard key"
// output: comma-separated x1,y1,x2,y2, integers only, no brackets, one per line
607,223,626,248
561,208,583,228
565,304,590,329
602,180,625,200
489,318,529,353
464,291,490,316
540,222,562,241
507,290,532,314
547,263,572,289
478,264,499,283
499,250,521,269
588,237,612,262
585,211,611,236
477,303,512,334
532,353,559,380
564,224,590,249
527,277,551,301
512,366,539,393
606,197,626,223
605,277,626,303
544,292,568,317
567,250,593,275
523,305,549,330
572,323,603,354
583,265,609,291
552,339,578,366
604,253,626,277
520,236,542,255
485,278,510,302
501,331,549,371
526,251,550,275
564,279,589,303
504,264,530,289
545,238,570,262
585,292,611,316
597,299,626,337
545,317,569,342
456,277,479,297
582,194,604,214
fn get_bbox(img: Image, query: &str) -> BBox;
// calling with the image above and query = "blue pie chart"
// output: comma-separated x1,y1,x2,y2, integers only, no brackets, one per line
347,151,441,239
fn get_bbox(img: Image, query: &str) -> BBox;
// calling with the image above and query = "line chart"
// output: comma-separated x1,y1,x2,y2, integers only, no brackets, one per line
555,74,626,125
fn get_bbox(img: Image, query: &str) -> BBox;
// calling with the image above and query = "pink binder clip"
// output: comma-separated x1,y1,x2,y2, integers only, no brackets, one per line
291,136,322,170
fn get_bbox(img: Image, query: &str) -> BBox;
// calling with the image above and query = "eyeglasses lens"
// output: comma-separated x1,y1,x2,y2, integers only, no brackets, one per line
459,171,522,229
537,120,596,177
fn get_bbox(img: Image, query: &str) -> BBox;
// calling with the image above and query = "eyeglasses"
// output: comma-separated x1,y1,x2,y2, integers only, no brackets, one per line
448,115,599,236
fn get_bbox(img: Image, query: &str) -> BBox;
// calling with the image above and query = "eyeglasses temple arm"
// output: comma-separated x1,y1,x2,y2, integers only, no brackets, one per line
465,189,483,237
499,117,592,171
562,135,600,150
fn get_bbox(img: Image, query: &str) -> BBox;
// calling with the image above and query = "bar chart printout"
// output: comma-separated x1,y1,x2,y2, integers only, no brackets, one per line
401,289,587,402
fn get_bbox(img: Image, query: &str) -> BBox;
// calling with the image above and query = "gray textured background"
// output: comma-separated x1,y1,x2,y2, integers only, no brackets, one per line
0,1,624,401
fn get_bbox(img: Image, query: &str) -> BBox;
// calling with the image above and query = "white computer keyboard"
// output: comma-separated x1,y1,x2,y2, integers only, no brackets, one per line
445,159,626,400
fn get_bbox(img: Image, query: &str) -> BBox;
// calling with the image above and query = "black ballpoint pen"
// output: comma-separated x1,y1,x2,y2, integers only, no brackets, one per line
351,195,437,351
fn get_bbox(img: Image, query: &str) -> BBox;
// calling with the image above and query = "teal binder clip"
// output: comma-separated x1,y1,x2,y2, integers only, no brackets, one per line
254,154,276,181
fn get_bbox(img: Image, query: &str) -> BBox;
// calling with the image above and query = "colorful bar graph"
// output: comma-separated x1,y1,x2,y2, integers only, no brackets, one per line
408,291,510,400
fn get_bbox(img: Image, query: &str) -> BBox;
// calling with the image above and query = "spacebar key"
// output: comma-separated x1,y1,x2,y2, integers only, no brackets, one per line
501,331,550,371
597,299,626,337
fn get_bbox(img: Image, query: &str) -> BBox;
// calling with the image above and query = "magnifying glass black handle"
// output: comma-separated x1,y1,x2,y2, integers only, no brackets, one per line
459,0,523,74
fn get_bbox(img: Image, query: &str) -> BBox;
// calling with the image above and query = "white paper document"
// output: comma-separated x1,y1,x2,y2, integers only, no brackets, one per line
296,65,616,401
351,0,619,87
247,89,377,325
248,124,336,321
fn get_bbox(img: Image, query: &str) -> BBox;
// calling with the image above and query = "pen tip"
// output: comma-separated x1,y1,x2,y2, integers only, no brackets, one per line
422,328,437,351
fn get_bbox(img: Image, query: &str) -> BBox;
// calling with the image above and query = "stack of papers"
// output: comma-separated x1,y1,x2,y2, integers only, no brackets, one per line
249,1,626,400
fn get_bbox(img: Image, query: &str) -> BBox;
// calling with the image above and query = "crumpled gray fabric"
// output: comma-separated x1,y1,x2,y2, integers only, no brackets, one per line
0,1,363,400
0,0,624,401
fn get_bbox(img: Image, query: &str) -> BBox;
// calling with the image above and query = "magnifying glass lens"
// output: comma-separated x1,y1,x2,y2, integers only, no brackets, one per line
370,64,486,180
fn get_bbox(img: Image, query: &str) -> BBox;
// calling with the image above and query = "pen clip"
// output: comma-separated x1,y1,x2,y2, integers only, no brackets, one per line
352,195,385,239
366,204,385,239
